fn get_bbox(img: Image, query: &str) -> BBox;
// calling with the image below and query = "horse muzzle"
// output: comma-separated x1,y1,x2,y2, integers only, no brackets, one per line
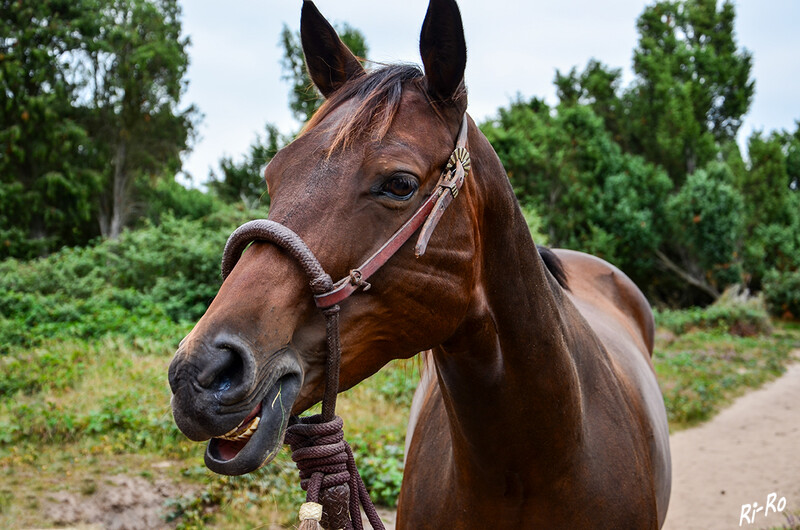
168,334,303,475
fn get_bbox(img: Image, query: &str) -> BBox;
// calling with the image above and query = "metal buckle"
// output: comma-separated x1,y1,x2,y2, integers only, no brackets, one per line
441,179,459,198
348,269,371,291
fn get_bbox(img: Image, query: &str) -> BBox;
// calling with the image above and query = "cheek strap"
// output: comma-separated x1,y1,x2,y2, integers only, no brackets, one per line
313,113,471,308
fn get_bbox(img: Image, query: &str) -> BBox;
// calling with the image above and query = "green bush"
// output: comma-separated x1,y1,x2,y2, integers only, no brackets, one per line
137,178,220,225
519,202,549,245
349,431,405,508
655,286,771,336
763,268,800,320
665,168,746,290
0,203,268,351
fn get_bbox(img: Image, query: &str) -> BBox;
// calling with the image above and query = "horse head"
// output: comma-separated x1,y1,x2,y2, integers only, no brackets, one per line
168,0,478,476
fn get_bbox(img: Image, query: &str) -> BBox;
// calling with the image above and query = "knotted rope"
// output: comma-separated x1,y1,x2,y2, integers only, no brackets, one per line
222,220,385,530
285,415,384,530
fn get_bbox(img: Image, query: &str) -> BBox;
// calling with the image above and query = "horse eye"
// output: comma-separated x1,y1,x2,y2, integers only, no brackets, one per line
380,175,419,201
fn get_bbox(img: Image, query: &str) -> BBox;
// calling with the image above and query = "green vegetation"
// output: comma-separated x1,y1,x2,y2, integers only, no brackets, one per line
0,208,417,526
653,289,798,429
0,214,797,527
0,202,263,355
764,268,800,320
655,326,799,428
654,287,772,337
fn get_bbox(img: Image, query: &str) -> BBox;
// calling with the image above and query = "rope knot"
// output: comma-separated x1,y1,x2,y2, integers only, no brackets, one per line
309,273,334,295
285,415,351,496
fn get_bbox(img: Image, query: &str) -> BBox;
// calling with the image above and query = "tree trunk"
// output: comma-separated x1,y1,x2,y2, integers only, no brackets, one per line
110,139,128,239
655,248,720,300
98,139,129,239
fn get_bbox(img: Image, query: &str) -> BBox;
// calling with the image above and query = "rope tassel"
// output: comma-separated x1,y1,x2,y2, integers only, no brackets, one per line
298,502,324,530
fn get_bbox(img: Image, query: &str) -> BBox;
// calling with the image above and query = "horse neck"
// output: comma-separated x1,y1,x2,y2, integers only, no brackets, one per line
431,126,586,490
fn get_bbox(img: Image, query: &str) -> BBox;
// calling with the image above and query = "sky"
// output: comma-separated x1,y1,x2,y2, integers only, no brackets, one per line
178,0,800,187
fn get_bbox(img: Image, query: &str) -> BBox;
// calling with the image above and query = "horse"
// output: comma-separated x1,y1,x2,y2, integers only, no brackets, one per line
168,0,672,527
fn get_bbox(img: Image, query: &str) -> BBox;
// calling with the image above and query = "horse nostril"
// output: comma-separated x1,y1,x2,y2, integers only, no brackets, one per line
197,347,245,392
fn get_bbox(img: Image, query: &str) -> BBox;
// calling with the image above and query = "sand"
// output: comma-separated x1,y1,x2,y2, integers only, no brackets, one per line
662,361,800,529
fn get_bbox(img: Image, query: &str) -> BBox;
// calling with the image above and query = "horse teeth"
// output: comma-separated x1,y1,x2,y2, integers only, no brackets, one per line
218,415,260,441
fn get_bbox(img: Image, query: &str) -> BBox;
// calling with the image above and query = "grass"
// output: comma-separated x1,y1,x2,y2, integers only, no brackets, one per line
653,321,800,430
0,324,419,529
767,510,800,530
0,315,797,527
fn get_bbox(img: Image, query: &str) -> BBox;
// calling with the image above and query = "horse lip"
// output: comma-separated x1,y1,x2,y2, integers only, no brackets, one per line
204,370,302,476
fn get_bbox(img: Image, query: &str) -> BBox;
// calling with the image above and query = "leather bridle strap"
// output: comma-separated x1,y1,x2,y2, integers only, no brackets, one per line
313,113,471,308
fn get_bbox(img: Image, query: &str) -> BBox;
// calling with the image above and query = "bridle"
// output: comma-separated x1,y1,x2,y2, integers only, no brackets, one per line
220,113,470,530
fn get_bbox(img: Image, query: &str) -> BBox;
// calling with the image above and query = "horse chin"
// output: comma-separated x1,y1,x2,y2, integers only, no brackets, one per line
204,371,301,476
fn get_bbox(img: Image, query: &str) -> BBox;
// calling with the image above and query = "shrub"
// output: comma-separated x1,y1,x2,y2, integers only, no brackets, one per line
349,432,405,508
665,168,746,291
763,268,800,320
0,203,269,351
519,202,549,245
655,286,771,336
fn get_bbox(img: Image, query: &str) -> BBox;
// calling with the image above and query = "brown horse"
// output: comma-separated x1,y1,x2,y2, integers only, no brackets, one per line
168,0,671,527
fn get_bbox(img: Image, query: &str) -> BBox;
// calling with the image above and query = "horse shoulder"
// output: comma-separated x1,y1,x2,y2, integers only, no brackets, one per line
399,351,456,523
553,248,671,527
553,248,655,358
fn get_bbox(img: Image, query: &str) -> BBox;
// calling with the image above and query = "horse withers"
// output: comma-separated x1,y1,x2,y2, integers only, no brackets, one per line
168,0,671,527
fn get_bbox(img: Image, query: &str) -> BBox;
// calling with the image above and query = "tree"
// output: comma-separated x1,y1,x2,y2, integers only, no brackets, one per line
543,0,761,303
0,0,102,258
660,165,745,301
555,60,625,146
81,0,198,239
625,0,754,184
481,98,672,289
0,0,197,256
740,132,790,229
209,125,285,206
737,129,800,287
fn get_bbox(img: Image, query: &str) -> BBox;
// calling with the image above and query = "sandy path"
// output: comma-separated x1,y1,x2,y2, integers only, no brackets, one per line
663,360,800,530
371,360,800,530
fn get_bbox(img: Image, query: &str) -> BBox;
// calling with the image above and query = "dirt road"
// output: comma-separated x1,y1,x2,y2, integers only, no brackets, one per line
663,361,800,529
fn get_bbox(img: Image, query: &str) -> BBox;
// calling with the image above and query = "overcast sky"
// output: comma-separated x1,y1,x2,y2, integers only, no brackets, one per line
178,0,800,186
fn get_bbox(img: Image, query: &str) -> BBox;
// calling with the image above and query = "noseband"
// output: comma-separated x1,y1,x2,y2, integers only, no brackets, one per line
220,114,470,530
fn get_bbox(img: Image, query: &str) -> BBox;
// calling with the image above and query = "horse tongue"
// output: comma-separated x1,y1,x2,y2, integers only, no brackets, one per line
216,438,248,461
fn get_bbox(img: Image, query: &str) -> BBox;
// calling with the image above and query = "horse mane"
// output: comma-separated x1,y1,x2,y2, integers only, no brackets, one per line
300,63,464,152
537,245,569,290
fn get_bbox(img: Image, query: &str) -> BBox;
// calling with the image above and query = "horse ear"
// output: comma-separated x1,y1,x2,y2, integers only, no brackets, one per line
301,1,365,98
419,0,467,103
